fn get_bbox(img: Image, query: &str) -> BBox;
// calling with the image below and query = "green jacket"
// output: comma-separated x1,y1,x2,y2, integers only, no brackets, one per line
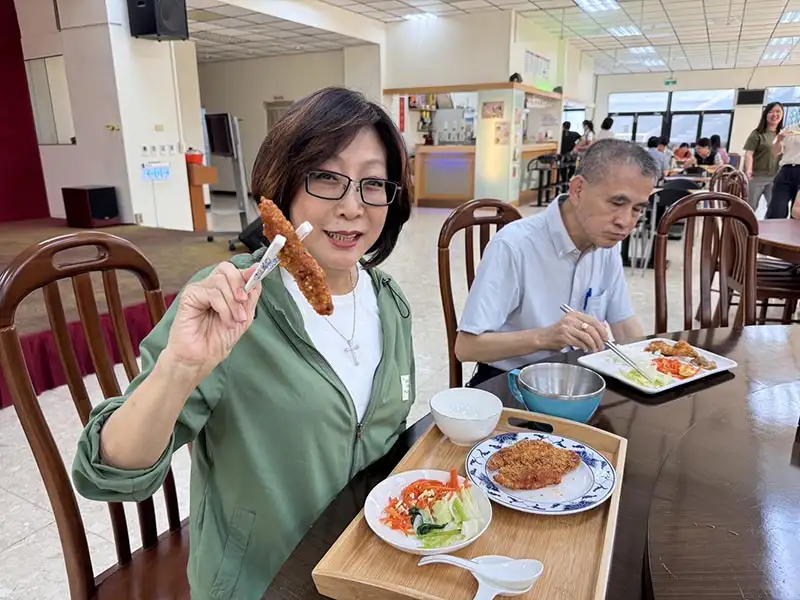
72,250,415,600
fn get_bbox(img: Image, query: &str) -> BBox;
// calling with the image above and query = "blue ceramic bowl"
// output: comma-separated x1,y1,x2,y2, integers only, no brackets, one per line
508,363,606,423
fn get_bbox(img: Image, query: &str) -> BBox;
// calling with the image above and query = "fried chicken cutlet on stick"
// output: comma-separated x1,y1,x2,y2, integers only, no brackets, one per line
487,440,582,491
258,198,334,316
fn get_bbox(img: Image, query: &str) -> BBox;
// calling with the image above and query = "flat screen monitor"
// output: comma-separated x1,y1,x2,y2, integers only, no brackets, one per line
205,113,235,157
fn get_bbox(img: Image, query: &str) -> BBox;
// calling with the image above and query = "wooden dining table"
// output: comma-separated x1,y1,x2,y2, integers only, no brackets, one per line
262,326,800,600
758,218,800,263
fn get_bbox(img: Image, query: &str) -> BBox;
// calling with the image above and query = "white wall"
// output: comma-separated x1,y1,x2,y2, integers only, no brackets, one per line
511,15,560,91
385,12,513,88
198,51,345,191
594,66,800,151
562,41,595,105
344,44,381,105
15,0,130,220
15,0,202,229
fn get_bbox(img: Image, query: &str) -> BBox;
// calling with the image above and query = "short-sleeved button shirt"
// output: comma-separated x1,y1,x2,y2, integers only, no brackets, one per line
458,198,635,371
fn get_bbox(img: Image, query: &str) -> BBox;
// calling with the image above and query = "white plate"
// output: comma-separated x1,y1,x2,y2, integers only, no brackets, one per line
576,338,738,395
466,432,616,515
364,469,493,556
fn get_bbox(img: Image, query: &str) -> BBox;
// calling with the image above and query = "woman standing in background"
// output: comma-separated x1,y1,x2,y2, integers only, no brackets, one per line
575,120,595,152
744,102,783,211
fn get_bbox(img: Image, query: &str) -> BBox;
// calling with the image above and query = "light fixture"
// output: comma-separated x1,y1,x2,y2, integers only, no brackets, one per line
762,49,790,61
781,11,800,24
405,13,438,20
629,46,656,54
608,26,641,37
643,59,665,67
576,0,620,12
769,37,800,46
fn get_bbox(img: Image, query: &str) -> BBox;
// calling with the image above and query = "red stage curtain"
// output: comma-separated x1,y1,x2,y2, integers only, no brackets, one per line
0,2,50,222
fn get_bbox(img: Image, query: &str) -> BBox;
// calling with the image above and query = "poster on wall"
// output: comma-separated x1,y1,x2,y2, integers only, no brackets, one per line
482,101,505,119
494,120,510,146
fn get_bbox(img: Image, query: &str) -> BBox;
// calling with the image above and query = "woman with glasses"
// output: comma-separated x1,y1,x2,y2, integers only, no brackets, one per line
72,87,414,599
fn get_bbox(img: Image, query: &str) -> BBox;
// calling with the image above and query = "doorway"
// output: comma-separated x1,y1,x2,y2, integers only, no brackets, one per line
264,101,293,132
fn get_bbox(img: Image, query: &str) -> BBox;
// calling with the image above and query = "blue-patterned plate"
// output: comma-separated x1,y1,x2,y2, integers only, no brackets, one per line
465,431,616,515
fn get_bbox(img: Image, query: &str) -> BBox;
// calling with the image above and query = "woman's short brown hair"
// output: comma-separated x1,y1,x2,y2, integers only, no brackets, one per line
251,86,412,268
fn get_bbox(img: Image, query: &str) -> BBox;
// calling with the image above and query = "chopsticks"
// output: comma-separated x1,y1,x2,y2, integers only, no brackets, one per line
559,304,656,384
243,220,314,293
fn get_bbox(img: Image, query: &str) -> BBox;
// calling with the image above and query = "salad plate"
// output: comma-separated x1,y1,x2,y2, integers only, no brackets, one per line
466,432,616,516
364,469,492,556
577,338,737,395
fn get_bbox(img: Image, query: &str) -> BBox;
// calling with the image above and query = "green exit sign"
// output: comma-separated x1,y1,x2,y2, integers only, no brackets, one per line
664,78,677,86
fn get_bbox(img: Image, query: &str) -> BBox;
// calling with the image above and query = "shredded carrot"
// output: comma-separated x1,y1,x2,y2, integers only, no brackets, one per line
379,470,468,535
653,357,699,380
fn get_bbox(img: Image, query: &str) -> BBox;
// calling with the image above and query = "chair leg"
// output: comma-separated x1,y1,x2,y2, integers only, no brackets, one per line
781,299,797,325
758,299,769,325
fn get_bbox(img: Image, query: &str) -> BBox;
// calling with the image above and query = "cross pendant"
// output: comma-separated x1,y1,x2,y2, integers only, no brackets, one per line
344,341,360,366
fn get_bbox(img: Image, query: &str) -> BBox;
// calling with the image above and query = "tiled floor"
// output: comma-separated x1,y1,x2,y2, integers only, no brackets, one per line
0,201,768,598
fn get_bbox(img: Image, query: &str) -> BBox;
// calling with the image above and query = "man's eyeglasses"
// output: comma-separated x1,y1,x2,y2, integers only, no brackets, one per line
305,170,399,207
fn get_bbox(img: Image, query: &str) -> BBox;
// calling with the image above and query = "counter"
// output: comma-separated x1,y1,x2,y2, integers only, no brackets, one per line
412,145,476,208
411,142,559,208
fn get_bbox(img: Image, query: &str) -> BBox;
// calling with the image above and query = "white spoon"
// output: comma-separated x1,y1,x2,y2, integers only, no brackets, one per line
418,554,544,587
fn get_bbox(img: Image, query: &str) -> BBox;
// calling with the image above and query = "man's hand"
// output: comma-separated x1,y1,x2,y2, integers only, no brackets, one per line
542,311,609,354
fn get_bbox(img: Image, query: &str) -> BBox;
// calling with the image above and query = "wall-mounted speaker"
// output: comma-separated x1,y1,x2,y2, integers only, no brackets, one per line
127,0,189,41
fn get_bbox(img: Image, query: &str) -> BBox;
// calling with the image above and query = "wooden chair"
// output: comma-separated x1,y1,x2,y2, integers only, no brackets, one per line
438,199,522,388
0,232,189,599
654,191,758,334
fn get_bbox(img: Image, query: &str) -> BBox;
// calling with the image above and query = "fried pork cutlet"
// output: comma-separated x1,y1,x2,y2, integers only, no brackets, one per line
488,440,582,491
259,197,334,316
645,340,716,370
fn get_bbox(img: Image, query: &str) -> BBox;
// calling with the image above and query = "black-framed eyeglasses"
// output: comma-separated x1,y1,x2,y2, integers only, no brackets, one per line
305,170,399,206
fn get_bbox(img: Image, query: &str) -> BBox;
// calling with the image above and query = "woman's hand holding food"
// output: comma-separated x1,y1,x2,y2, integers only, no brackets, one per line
161,262,261,387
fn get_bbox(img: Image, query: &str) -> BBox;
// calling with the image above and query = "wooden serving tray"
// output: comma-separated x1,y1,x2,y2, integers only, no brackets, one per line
312,408,628,600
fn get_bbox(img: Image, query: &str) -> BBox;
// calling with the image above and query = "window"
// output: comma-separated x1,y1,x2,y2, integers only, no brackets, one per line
766,87,800,104
562,108,586,127
25,56,75,145
670,89,735,111
608,91,668,113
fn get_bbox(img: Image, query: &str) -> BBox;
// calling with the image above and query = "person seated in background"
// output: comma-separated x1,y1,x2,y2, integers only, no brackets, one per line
710,134,730,164
673,143,692,162
596,117,615,141
684,137,723,167
646,136,670,178
658,136,672,158
455,139,658,387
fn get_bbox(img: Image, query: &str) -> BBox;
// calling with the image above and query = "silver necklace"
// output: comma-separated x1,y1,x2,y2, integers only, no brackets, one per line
324,269,359,366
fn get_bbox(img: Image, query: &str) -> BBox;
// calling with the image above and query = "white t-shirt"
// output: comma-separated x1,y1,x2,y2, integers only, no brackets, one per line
780,128,800,166
281,266,382,422
595,129,614,141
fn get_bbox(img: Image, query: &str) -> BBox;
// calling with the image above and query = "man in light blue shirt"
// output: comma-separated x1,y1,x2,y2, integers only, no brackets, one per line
456,139,658,386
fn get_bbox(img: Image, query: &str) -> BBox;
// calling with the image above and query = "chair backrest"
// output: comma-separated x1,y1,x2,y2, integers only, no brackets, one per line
653,192,758,334
0,232,181,600
437,199,522,388
728,152,741,169
710,166,748,200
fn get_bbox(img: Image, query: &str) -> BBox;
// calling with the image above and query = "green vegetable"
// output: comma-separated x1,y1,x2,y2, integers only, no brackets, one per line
416,522,448,536
410,487,485,549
